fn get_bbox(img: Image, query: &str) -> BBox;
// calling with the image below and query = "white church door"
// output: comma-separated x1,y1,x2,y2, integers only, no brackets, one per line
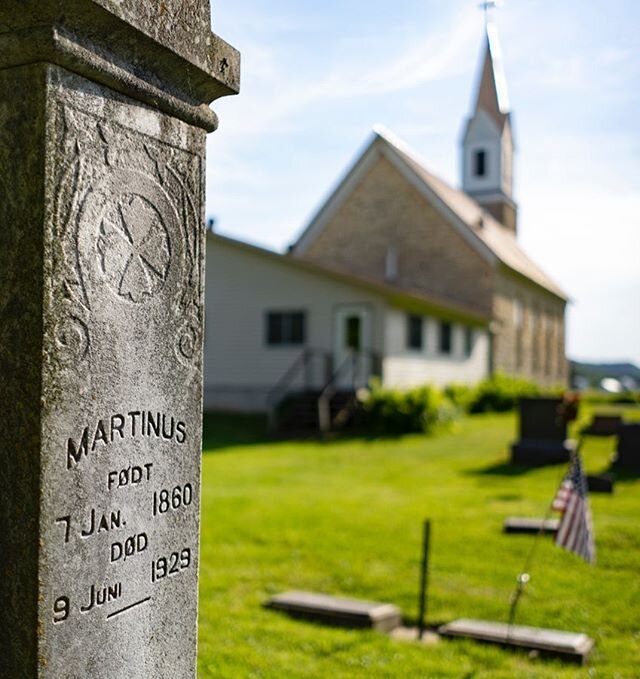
333,305,373,389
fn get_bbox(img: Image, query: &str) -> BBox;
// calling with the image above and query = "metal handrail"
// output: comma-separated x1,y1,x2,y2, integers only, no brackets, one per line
318,349,381,433
267,348,331,430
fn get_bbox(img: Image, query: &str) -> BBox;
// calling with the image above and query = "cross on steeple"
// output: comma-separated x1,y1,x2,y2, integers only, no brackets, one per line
479,0,503,26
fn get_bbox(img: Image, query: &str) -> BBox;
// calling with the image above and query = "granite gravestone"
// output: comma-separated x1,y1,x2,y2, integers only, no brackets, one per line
0,2,239,677
614,423,640,472
583,414,623,437
510,397,573,466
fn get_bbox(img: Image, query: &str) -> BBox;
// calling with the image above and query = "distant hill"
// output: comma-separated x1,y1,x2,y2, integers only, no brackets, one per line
570,360,640,387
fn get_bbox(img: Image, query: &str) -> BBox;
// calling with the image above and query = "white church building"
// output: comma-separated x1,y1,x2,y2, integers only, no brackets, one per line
203,21,568,416
204,226,490,413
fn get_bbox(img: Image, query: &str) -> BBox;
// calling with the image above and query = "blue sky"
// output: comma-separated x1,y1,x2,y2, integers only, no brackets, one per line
207,0,640,366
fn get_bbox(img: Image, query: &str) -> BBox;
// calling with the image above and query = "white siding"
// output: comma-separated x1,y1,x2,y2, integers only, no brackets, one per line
204,237,386,411
205,237,490,410
382,309,489,388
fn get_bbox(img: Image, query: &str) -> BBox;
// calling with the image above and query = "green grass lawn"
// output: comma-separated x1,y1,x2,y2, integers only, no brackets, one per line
197,405,640,678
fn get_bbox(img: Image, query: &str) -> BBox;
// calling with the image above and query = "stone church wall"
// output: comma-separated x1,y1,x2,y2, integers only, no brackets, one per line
493,271,568,386
298,153,494,318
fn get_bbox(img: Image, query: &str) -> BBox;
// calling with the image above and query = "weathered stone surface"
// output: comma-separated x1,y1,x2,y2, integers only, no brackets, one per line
0,0,240,131
0,2,238,677
265,591,403,633
439,618,594,664
42,71,205,679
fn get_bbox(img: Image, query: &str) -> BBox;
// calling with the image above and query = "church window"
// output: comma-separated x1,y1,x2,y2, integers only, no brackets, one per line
439,321,452,355
514,300,524,369
407,315,423,350
474,149,487,177
385,247,398,281
266,311,306,346
545,319,554,376
513,300,523,327
464,327,474,357
345,315,361,350
531,310,539,373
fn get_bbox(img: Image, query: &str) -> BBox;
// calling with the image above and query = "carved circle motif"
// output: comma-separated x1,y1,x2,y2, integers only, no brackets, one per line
55,316,90,363
176,318,200,363
97,194,171,303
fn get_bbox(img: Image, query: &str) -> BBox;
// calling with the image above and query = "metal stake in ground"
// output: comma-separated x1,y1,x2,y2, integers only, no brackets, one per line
417,519,431,640
506,442,581,642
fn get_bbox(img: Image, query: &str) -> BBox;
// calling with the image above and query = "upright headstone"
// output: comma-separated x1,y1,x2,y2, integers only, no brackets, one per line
510,397,573,466
0,2,239,677
613,423,640,472
583,414,623,437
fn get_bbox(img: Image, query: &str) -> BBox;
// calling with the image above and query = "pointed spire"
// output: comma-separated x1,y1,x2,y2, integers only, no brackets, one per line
461,14,517,235
474,21,510,129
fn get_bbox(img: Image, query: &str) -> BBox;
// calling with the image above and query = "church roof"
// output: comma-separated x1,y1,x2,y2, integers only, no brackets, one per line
293,127,568,301
474,21,511,130
209,231,489,325
374,128,567,300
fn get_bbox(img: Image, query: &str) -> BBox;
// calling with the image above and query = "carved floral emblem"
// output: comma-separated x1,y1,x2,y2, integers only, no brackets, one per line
54,104,202,367
97,194,171,303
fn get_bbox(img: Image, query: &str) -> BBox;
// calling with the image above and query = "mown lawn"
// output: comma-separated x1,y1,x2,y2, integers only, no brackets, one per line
197,405,640,678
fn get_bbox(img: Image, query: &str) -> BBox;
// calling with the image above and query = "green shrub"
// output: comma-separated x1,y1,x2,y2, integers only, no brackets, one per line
443,383,477,413
360,381,458,435
468,372,541,413
580,390,640,406
360,374,553,435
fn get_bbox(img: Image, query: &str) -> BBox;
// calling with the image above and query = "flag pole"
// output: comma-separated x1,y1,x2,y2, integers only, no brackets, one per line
506,436,584,641
417,519,431,640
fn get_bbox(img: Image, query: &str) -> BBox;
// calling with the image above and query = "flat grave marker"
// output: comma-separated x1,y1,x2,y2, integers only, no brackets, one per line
265,591,402,633
503,517,559,535
439,618,594,664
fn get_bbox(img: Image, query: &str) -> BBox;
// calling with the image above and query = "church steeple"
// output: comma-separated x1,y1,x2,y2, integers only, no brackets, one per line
462,17,517,235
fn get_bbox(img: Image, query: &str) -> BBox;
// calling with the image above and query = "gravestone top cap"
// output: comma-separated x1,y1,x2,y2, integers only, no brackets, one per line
84,0,238,87
92,0,212,39
0,0,239,130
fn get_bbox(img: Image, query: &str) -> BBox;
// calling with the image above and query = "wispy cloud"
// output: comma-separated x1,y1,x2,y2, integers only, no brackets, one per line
212,5,479,142
208,3,483,239
535,47,640,94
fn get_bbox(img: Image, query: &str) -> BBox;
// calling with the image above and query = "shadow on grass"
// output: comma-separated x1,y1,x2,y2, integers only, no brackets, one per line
606,467,640,483
400,613,448,628
202,411,270,452
201,411,427,453
466,460,536,477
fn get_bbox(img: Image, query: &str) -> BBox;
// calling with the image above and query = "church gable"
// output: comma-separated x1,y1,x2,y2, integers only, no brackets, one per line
462,107,502,146
293,142,494,317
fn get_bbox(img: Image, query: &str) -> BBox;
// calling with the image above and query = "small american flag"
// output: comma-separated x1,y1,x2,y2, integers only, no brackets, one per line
552,452,596,564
